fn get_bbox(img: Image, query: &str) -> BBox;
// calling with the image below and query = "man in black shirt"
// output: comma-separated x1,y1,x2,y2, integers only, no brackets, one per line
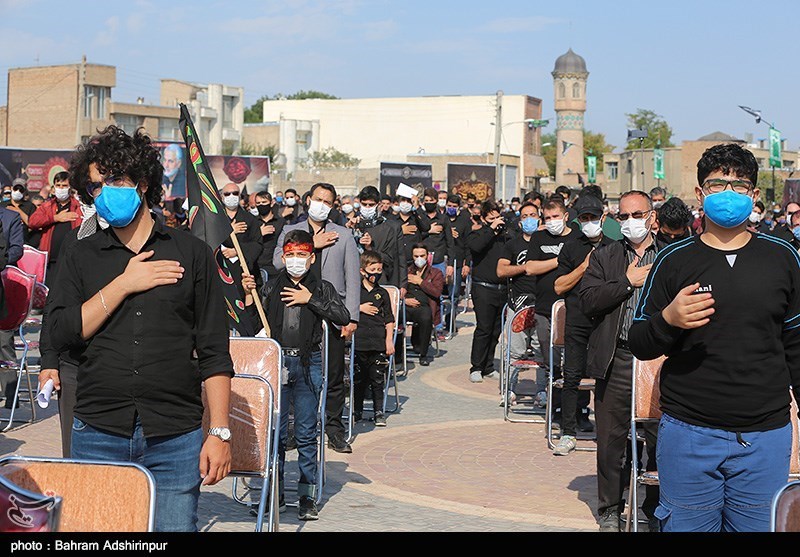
769,200,800,245
467,200,510,383
4,179,36,244
45,126,233,532
630,143,800,532
552,194,613,455
418,188,455,283
390,187,430,267
445,194,472,301
353,186,406,288
254,191,284,282
654,197,693,251
219,182,263,299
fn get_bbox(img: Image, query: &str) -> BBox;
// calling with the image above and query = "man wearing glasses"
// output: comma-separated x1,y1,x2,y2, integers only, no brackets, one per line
46,126,234,531
629,143,800,532
578,190,660,531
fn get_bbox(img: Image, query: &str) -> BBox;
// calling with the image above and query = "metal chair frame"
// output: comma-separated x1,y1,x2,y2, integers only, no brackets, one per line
500,303,545,423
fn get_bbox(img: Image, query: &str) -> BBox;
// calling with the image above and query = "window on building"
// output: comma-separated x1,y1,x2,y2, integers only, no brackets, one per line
222,96,235,128
784,159,794,169
96,87,109,119
115,114,144,136
296,130,311,161
607,161,618,181
572,82,580,98
558,83,566,99
83,85,93,118
626,159,633,174
158,118,180,141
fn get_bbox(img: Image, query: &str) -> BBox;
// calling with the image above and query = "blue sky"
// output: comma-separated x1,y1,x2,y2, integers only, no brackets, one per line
1,0,798,150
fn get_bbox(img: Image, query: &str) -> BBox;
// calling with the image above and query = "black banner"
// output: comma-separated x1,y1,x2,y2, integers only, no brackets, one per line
446,163,496,202
379,162,432,197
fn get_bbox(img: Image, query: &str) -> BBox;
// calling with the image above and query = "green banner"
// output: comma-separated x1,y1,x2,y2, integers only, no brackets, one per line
587,156,597,184
770,127,782,168
653,148,665,180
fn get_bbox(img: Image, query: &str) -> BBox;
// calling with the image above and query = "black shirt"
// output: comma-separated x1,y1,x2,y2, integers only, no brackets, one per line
257,214,285,277
357,284,395,352
449,211,473,266
48,219,234,438
418,211,454,265
3,200,36,244
526,229,574,317
467,225,509,285
501,234,537,298
281,303,303,350
555,232,613,328
49,202,73,263
630,233,800,432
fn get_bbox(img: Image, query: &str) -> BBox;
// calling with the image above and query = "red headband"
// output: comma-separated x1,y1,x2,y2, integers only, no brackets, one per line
283,242,314,254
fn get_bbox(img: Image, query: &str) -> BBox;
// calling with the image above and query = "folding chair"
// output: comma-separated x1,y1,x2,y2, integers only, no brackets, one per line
17,245,49,324
446,259,459,339
344,335,355,443
769,395,800,532
381,285,402,414
0,467,61,532
625,355,665,532
545,299,597,450
459,274,472,315
501,303,544,423
0,266,37,432
0,455,156,532
204,336,282,532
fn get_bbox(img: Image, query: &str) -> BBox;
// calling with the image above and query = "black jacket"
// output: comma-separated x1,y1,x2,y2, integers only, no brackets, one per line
578,240,638,380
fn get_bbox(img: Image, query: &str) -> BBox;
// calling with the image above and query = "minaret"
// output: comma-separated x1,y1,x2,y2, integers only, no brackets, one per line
552,48,589,187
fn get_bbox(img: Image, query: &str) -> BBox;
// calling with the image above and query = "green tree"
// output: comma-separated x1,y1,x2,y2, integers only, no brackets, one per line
758,170,785,205
301,147,360,169
244,91,340,123
583,130,615,171
542,132,557,177
625,109,674,150
239,142,278,163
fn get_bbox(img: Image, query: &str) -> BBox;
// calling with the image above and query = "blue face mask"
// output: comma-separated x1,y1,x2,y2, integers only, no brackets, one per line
521,217,539,235
702,190,753,229
275,196,284,204
793,227,800,242
94,186,142,228
446,207,458,217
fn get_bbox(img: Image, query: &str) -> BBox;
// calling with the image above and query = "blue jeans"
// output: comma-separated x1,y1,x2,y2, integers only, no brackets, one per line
71,417,202,532
655,413,792,532
280,352,323,499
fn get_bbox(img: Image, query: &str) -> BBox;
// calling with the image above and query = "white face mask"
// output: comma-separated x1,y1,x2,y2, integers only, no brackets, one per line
653,201,664,210
285,256,310,278
353,202,361,210
546,217,565,236
308,199,331,222
580,219,603,239
11,190,24,202
399,201,413,214
437,199,447,208
285,197,297,207
620,217,650,244
249,207,260,216
222,193,240,209
341,203,354,215
392,205,400,213
360,205,377,220
414,256,427,269
54,187,71,202
748,211,762,224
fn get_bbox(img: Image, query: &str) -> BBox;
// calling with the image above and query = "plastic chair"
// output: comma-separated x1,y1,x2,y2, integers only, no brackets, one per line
545,299,597,451
381,285,402,414
0,455,155,532
0,468,61,532
500,304,544,423
17,245,48,285
0,266,37,431
772,481,800,532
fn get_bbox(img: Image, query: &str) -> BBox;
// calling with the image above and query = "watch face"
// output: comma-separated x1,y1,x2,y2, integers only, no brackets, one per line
219,428,231,441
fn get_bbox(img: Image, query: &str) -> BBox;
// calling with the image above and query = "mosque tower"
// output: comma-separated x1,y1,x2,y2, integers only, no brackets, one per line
552,48,589,187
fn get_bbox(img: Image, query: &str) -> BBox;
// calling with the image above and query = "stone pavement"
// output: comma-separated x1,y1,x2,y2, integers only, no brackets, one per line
0,310,604,532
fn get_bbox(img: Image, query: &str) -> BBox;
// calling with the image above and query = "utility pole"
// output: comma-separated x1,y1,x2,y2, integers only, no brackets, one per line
75,55,86,146
494,90,503,198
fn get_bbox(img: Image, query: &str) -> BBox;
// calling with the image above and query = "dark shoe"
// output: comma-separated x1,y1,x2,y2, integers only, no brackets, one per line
551,410,562,430
577,409,594,432
419,356,432,366
598,508,620,532
327,435,353,454
298,496,319,521
353,412,363,423
249,495,286,516
285,436,297,451
4,381,18,409
374,413,387,427
647,516,660,532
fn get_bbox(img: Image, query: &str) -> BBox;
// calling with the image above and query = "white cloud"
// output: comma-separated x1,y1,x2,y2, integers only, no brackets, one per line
94,15,120,47
483,16,562,34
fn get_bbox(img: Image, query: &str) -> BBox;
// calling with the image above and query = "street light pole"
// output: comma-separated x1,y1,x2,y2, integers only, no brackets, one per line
494,90,503,193
738,105,778,204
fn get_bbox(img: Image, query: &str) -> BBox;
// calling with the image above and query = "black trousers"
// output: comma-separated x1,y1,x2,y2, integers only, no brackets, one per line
325,329,346,440
561,324,591,437
595,346,658,517
57,361,78,457
406,305,433,358
469,284,506,375
353,350,387,416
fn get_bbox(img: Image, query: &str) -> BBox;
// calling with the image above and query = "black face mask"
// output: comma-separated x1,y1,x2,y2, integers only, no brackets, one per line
364,271,382,284
257,205,272,216
656,231,689,247
424,202,437,214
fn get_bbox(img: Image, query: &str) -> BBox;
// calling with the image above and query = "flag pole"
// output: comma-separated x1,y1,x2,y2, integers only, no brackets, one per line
229,232,270,337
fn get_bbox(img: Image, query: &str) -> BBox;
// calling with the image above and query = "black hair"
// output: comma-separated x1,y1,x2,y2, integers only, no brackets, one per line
524,191,545,205
466,193,477,202
53,171,70,184
649,186,667,199
423,187,437,200
283,228,314,247
697,143,758,186
656,197,693,230
302,191,312,207
69,125,163,207
411,242,429,253
447,194,461,205
581,184,604,201
171,197,184,214
619,190,652,210
310,182,337,201
284,188,297,196
359,185,381,203
555,185,572,199
755,200,765,212
511,197,520,203
380,193,392,202
543,195,566,213
256,191,271,203
31,194,44,203
480,199,500,218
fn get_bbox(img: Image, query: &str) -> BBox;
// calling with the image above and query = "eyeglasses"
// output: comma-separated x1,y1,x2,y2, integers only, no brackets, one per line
222,191,240,197
702,179,754,195
87,175,133,197
617,210,652,221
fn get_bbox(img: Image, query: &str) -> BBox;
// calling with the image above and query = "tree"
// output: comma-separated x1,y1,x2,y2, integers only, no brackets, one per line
542,132,557,177
244,91,340,124
625,109,674,150
239,142,278,163
758,170,785,205
583,130,615,171
300,147,360,169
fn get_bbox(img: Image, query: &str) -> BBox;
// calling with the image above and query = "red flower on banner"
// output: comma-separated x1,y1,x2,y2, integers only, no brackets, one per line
223,157,251,184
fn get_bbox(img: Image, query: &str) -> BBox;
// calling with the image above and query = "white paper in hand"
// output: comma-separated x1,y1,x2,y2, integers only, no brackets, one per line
36,379,55,408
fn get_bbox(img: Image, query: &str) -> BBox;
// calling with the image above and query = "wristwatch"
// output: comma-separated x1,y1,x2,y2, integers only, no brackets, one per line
208,426,232,442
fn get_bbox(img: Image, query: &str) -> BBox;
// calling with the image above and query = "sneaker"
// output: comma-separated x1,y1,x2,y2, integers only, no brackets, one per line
353,412,363,423
419,356,432,366
499,391,517,407
327,435,353,454
534,391,547,409
298,496,319,521
484,370,500,380
250,495,286,516
577,409,594,432
598,508,620,532
469,371,484,383
374,413,387,427
552,435,577,456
